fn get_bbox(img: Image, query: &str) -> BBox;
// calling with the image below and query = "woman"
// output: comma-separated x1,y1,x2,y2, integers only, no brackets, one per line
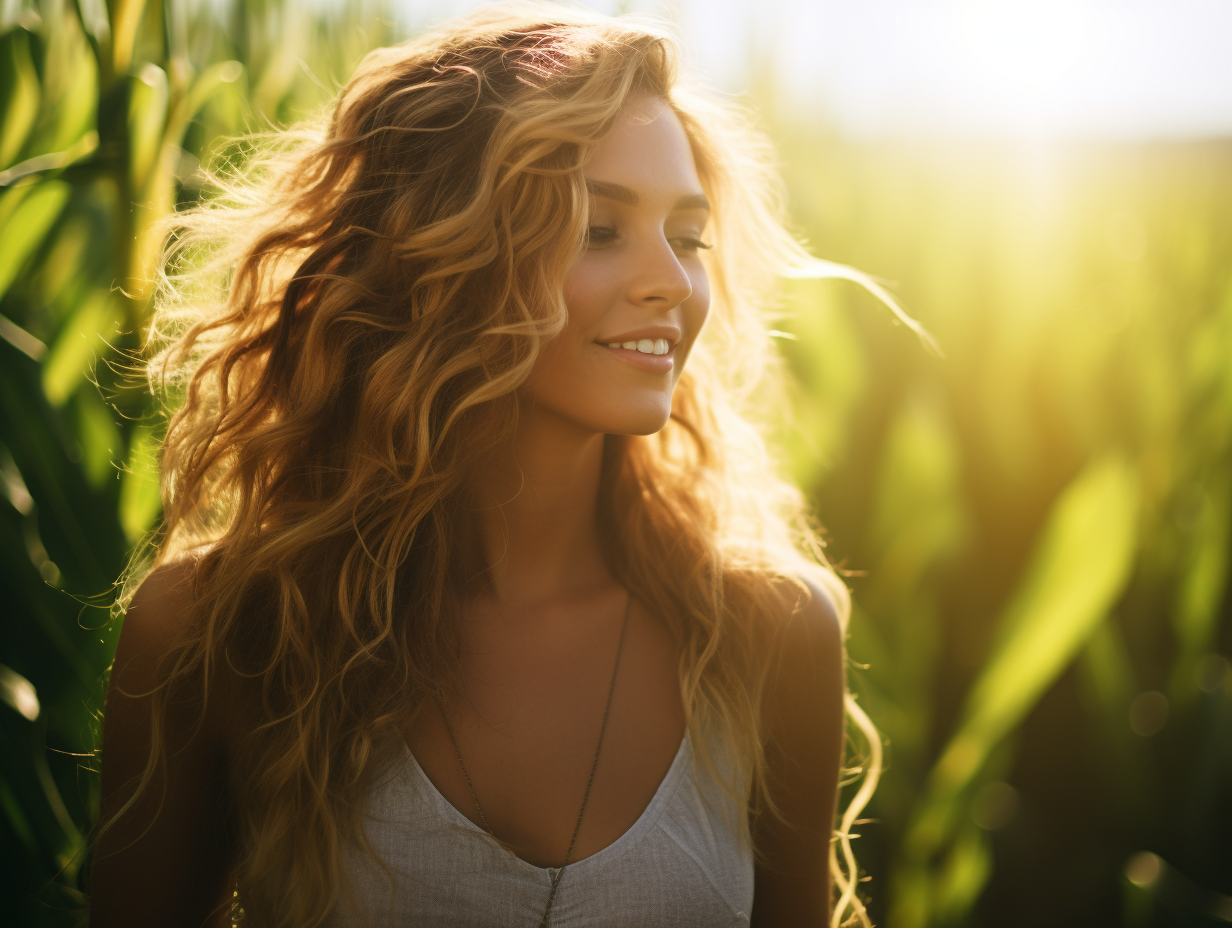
91,5,880,927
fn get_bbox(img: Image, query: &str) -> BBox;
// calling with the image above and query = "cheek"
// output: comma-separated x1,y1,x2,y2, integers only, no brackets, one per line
562,254,616,324
677,272,711,363
689,272,710,330
523,257,608,398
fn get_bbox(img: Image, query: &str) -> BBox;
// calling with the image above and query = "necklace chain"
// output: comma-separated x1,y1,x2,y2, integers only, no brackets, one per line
440,594,632,928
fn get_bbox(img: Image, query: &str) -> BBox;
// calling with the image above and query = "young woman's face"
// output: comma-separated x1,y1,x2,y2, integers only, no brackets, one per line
521,96,711,436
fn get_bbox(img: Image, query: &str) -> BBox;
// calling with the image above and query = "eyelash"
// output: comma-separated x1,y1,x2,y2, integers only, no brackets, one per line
587,226,713,253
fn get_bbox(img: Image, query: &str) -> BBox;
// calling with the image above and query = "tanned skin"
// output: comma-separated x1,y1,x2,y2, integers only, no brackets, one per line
91,96,844,928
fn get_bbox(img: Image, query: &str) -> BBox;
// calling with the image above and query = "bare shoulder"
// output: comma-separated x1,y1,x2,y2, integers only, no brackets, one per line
124,558,202,634
758,571,846,797
113,557,206,689
751,572,847,926
95,553,239,928
764,573,844,681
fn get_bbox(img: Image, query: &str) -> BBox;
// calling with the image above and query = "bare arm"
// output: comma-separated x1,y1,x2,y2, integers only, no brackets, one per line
751,578,846,928
90,562,239,928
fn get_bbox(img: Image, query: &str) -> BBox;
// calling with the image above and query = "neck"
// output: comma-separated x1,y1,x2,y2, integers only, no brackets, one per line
465,401,611,606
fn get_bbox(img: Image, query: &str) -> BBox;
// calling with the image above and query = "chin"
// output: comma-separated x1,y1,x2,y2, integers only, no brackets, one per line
612,415,672,437
524,378,676,437
575,397,674,437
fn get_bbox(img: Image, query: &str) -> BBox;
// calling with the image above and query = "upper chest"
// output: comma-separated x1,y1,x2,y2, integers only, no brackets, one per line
405,588,686,868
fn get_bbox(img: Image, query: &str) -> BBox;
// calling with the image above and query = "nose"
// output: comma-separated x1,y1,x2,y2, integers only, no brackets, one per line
625,235,692,310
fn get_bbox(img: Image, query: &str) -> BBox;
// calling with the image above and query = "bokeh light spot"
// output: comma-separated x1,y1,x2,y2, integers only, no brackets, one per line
1199,654,1230,694
0,665,40,722
1129,690,1169,736
972,781,1019,830
139,62,163,87
1125,851,1162,888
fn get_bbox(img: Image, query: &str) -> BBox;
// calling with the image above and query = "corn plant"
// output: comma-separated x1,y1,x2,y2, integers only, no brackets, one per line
2,2,1230,926
775,135,1232,925
0,1,391,922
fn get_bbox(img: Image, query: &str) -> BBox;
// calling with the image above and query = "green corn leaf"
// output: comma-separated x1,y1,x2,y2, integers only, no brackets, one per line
26,8,98,157
40,290,122,406
1172,484,1230,683
119,424,162,544
72,387,122,489
0,180,70,303
0,28,40,169
183,60,246,129
0,336,127,593
108,0,149,76
0,129,99,189
904,455,1139,857
933,825,994,923
128,63,169,196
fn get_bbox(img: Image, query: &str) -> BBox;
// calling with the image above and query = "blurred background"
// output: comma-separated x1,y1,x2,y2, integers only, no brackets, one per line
1,0,1229,924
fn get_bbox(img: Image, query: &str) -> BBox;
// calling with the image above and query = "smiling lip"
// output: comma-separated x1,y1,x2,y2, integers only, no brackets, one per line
597,326,681,350
594,327,680,374
599,341,675,373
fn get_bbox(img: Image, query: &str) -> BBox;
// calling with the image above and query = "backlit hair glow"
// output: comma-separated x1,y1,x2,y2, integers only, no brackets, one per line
121,4,884,925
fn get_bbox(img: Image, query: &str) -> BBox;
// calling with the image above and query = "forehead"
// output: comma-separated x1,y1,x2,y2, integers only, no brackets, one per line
584,97,701,195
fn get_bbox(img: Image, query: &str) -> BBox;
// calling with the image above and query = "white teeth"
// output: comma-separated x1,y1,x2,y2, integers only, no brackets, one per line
606,338,671,356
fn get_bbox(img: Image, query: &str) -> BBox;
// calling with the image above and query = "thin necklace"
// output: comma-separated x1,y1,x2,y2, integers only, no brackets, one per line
440,593,631,928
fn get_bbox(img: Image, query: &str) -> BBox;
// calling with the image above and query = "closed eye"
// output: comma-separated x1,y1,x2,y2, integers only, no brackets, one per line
586,226,619,247
587,226,711,254
671,237,712,253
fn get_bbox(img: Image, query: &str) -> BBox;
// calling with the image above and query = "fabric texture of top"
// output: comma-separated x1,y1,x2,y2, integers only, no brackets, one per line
325,730,754,927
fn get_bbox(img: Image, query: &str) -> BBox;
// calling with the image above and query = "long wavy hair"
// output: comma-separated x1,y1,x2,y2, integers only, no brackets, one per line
115,4,891,925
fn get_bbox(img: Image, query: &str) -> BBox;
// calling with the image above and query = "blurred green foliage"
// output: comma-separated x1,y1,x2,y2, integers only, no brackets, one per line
0,0,392,922
775,131,1232,925
0,1,1229,926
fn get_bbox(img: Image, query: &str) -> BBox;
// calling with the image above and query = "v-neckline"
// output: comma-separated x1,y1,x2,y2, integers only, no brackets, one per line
402,730,692,879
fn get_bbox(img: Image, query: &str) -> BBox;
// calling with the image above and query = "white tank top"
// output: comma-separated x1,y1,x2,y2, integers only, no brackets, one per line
326,730,754,926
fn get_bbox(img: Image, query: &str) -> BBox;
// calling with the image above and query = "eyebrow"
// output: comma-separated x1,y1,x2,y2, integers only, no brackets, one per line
586,179,710,212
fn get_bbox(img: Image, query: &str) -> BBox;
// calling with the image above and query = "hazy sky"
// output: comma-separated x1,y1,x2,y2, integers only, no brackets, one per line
393,0,1232,139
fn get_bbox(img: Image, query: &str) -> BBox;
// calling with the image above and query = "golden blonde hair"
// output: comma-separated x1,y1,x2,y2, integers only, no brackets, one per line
122,3,884,925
